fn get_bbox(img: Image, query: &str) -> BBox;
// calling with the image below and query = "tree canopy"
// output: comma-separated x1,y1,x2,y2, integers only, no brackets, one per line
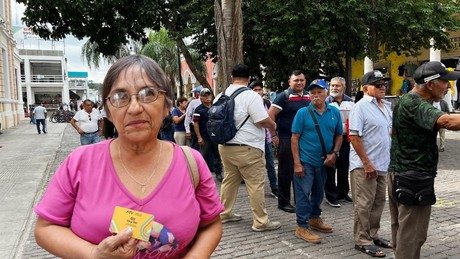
18,0,460,91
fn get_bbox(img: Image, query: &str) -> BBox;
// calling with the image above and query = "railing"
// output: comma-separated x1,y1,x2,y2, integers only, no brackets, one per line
21,75,64,83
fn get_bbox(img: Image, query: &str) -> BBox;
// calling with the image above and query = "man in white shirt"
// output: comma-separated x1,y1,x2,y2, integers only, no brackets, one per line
184,85,203,150
70,99,102,145
33,103,47,134
218,64,281,232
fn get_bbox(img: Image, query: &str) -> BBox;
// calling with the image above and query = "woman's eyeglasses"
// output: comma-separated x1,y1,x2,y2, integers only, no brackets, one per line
106,88,166,108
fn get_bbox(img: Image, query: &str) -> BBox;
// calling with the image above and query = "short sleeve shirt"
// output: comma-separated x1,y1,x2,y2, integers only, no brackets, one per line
193,104,210,141
389,92,443,173
348,95,392,173
272,88,310,139
34,141,224,258
171,107,186,132
292,103,343,167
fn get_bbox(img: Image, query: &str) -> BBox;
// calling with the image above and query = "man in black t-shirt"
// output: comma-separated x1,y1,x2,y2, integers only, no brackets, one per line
193,88,223,182
268,70,310,213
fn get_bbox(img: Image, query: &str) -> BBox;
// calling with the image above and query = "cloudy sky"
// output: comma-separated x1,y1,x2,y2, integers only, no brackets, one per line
12,1,109,83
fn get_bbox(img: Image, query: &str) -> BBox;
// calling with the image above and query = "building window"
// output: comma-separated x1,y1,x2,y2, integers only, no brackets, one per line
2,48,10,99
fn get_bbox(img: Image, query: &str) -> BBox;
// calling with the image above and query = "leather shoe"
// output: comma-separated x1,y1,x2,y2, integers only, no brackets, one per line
278,204,295,213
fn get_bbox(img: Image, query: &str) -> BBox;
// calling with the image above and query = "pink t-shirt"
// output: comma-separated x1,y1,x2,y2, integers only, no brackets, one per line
34,140,224,258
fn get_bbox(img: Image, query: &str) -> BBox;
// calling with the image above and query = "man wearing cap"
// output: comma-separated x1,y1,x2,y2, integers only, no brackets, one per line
268,70,310,213
193,88,223,182
349,71,393,257
185,85,203,150
291,79,342,243
324,77,354,207
388,61,460,259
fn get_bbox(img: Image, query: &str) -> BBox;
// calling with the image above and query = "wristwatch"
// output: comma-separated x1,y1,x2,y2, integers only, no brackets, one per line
333,150,340,157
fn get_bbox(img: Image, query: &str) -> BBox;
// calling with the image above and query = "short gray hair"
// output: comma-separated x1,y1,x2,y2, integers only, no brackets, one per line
331,77,346,88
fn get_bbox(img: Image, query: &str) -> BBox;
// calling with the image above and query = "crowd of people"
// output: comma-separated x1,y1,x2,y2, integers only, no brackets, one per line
33,55,460,259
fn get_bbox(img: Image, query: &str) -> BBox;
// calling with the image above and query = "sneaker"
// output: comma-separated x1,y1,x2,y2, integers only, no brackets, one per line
221,214,242,224
251,221,281,232
341,195,353,203
215,173,223,182
309,217,333,233
327,199,341,208
271,189,279,199
295,226,321,244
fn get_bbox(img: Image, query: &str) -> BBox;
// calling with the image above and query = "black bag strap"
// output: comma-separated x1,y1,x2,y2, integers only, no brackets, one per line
307,105,327,158
225,87,250,129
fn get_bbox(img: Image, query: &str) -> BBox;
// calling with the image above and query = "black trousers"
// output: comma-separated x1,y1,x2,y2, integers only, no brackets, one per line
189,123,200,151
277,138,295,206
200,140,222,175
325,135,351,201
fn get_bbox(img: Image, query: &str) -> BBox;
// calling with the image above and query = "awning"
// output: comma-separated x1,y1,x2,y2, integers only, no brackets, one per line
69,90,81,100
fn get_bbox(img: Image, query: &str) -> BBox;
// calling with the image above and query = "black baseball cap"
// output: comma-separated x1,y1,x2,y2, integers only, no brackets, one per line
362,71,390,85
413,61,460,84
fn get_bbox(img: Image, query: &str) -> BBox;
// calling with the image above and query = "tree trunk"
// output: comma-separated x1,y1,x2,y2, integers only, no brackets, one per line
176,39,211,89
214,0,244,93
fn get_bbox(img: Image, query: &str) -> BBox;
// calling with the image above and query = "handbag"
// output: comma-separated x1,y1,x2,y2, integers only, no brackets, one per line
393,171,436,206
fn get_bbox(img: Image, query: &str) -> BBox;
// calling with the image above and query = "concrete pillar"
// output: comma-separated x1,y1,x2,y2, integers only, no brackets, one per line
430,38,441,62
364,57,374,73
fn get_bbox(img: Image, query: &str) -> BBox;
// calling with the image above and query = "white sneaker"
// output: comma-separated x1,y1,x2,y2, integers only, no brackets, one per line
251,221,281,232
326,200,341,208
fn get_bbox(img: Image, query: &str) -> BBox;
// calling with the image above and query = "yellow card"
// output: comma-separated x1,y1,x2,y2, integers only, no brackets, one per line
109,206,154,241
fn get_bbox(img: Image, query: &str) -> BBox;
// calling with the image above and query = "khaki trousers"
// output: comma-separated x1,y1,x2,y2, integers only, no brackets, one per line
350,168,387,246
219,145,269,228
387,172,431,259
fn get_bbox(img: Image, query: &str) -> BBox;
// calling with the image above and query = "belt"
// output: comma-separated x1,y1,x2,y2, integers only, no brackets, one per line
222,143,248,147
83,130,99,134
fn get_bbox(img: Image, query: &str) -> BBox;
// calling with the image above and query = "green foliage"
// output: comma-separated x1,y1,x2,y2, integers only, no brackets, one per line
18,0,460,91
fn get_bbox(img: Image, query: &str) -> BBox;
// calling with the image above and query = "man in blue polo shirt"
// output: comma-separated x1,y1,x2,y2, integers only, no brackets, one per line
291,79,342,243
268,70,310,213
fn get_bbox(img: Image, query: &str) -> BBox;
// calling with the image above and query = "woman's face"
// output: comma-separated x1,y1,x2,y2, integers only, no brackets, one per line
107,66,168,142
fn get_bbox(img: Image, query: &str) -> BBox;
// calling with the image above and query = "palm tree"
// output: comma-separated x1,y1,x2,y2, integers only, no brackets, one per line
80,39,142,70
141,28,206,98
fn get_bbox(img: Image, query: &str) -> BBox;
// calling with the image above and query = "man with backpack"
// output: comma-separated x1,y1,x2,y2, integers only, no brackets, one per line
217,64,281,232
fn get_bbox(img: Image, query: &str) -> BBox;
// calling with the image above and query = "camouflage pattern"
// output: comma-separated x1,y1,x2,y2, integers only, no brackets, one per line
389,92,444,173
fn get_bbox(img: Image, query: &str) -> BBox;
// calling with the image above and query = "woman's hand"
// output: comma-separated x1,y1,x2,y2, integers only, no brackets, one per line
91,228,138,259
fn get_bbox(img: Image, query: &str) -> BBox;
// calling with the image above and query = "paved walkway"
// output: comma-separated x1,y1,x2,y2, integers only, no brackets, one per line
1,120,459,258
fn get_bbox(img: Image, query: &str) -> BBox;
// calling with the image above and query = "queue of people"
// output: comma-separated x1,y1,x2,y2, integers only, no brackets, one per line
33,56,460,259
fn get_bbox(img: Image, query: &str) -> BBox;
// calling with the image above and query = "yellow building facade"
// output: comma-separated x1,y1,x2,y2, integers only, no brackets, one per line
350,31,460,96
0,0,23,130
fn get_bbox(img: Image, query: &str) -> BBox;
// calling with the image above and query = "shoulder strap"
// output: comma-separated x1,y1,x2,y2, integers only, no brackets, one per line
307,106,327,158
230,87,250,130
180,146,199,189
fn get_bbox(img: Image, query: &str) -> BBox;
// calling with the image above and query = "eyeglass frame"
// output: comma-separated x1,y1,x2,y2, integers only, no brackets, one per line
371,82,387,88
105,87,167,108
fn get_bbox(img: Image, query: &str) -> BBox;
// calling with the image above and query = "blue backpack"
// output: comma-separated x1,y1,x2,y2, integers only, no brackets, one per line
207,87,250,144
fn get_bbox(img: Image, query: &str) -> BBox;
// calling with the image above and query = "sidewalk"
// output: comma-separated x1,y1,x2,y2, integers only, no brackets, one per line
2,121,460,258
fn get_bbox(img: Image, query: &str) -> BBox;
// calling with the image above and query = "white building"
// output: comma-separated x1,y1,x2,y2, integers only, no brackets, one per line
0,0,23,130
20,49,70,114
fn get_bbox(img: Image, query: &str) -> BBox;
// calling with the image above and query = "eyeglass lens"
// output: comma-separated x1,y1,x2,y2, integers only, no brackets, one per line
108,88,161,107
373,83,386,88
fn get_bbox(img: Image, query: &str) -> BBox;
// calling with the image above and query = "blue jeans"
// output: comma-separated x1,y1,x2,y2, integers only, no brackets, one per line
265,142,277,190
80,132,101,145
294,162,327,228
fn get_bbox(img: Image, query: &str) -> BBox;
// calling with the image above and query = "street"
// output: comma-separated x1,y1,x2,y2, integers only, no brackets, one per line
1,120,459,258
